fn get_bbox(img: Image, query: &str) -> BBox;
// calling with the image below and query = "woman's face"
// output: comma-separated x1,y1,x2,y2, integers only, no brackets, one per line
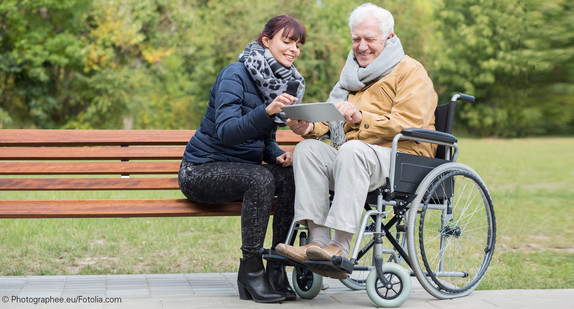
262,28,301,68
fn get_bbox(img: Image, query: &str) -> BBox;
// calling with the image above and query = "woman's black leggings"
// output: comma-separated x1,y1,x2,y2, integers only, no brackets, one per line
178,160,295,258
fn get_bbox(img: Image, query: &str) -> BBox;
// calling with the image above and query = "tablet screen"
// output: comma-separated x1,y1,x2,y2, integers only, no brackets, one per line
281,103,345,123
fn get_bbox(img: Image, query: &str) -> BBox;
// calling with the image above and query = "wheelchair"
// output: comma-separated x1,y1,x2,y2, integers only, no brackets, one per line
262,93,497,307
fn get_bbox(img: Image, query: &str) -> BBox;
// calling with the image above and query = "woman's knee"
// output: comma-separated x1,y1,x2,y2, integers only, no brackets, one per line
249,165,276,189
178,163,199,200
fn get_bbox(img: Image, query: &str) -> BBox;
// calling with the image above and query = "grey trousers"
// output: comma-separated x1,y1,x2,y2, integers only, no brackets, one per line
293,139,392,234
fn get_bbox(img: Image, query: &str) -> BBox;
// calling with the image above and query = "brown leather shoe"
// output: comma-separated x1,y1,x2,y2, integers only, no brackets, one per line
306,244,348,279
275,243,319,263
306,244,344,261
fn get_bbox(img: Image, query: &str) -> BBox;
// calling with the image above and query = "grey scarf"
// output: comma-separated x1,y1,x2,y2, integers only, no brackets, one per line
327,36,405,147
239,42,305,126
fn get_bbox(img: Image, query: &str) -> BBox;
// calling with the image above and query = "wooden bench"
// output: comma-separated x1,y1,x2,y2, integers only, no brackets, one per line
0,129,302,219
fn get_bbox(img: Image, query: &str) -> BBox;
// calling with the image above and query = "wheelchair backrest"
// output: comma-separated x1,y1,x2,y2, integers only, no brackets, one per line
434,100,456,159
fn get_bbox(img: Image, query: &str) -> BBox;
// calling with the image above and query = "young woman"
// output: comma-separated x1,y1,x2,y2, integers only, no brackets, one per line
178,15,306,303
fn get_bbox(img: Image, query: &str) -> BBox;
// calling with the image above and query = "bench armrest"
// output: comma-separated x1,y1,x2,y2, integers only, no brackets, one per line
401,128,457,144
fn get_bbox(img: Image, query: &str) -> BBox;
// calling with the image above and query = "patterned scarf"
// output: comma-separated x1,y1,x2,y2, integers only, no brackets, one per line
327,36,405,147
239,42,305,126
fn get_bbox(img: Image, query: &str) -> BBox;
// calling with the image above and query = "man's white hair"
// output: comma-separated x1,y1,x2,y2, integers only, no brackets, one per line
349,3,394,38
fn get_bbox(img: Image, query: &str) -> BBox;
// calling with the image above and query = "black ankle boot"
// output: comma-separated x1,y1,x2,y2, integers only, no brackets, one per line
237,256,285,303
266,260,297,300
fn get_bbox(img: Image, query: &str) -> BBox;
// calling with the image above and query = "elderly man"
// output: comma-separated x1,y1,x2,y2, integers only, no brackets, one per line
277,3,437,277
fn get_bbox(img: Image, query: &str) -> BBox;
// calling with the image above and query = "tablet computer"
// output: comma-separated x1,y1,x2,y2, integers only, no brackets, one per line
281,102,345,123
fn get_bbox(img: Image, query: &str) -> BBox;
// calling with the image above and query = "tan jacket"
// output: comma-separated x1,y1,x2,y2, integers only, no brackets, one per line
307,55,438,157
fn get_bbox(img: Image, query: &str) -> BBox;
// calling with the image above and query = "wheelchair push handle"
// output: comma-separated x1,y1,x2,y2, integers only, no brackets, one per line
451,93,475,103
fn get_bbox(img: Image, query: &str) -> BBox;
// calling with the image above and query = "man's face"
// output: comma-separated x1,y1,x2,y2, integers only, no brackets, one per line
351,16,388,68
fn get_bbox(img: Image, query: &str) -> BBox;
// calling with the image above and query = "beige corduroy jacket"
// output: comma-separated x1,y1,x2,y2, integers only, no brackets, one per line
306,55,438,157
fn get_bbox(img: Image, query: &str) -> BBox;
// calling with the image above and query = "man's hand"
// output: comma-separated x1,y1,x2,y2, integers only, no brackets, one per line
336,101,362,124
286,119,314,136
276,152,293,167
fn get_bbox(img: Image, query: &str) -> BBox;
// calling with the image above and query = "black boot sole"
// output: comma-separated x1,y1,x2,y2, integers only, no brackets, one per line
237,281,286,303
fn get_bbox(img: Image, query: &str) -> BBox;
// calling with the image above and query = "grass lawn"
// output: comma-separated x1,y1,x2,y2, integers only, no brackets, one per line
1,137,573,290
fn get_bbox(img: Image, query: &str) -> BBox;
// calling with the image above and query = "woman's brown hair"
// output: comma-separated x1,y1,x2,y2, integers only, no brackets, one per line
256,15,306,46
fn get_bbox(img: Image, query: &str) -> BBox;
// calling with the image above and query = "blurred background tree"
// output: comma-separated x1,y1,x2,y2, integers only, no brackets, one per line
0,0,572,136
427,0,573,137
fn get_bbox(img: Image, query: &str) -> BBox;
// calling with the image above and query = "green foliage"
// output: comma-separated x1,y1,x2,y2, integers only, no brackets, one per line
0,0,191,129
428,0,528,136
520,0,574,135
428,0,574,136
0,0,92,128
0,0,572,136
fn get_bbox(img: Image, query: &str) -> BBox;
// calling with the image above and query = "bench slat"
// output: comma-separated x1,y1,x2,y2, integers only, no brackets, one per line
276,130,303,144
0,177,179,191
0,129,302,146
0,146,185,160
0,146,296,161
0,130,194,146
0,162,180,175
0,199,243,218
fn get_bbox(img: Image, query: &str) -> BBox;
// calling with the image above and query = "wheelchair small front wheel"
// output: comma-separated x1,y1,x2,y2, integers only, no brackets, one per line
366,263,411,308
292,266,323,299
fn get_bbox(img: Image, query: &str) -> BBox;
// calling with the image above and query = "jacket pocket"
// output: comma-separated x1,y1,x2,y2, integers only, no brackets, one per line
381,85,394,104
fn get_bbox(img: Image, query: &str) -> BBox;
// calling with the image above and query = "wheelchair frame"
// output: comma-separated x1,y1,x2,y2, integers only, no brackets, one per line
265,93,497,307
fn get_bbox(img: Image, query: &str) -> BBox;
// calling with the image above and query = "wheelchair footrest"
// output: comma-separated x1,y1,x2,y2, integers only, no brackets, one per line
262,253,305,268
303,256,355,274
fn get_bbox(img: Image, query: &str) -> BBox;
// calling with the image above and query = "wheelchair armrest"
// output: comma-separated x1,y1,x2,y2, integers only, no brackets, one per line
401,128,457,144
390,128,459,196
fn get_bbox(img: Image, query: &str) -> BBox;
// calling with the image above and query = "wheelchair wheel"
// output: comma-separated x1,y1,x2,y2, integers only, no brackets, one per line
292,266,323,299
366,262,411,307
407,162,496,299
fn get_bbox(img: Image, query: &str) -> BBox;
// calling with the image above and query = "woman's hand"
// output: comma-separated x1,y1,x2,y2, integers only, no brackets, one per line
286,119,314,136
336,101,362,124
276,151,293,167
266,93,298,116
